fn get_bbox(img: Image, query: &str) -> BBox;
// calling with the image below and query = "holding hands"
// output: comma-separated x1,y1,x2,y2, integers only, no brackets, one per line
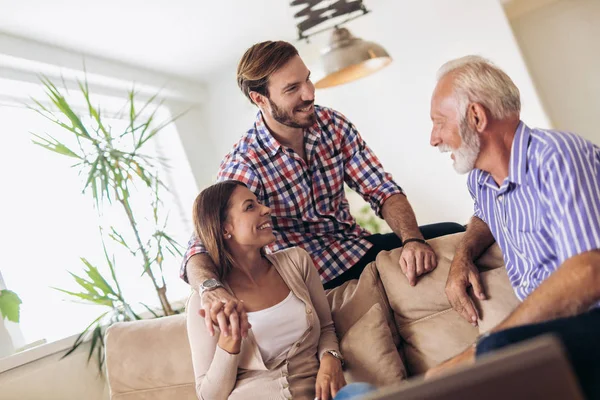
199,288,251,354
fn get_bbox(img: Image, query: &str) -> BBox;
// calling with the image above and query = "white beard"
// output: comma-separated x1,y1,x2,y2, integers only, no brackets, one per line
439,121,481,174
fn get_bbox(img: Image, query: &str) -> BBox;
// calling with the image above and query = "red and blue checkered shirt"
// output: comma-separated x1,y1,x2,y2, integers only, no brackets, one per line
181,105,403,283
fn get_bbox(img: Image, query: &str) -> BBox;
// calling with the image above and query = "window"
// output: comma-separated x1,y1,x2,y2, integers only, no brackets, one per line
0,84,196,350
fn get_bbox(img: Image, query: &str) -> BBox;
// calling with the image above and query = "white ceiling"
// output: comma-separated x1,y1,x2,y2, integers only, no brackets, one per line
0,0,305,83
0,0,540,84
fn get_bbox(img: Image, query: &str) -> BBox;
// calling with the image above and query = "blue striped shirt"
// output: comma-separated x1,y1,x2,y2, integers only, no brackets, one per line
467,121,600,301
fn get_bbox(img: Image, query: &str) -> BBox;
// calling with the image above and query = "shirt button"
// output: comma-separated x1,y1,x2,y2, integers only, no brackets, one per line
498,195,503,202
283,382,289,388
296,342,301,347
306,307,312,314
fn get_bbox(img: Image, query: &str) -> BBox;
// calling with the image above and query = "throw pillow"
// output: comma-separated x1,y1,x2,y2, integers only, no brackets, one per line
340,303,407,386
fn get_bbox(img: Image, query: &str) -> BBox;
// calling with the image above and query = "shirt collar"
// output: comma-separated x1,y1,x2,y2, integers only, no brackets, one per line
253,108,322,157
255,111,281,157
476,120,531,189
507,120,531,186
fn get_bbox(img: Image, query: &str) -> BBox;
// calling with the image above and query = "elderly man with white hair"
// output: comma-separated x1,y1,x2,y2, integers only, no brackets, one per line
426,55,600,397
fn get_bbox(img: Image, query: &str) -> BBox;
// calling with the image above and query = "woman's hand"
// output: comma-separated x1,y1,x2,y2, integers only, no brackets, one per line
201,288,251,338
315,353,346,400
200,300,244,354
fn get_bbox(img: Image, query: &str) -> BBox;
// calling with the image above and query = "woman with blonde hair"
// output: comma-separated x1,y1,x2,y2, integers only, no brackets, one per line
186,180,375,400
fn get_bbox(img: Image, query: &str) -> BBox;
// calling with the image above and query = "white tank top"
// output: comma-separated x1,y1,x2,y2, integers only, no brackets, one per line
246,291,309,362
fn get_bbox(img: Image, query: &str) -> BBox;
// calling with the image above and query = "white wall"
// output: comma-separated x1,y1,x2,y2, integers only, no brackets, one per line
199,0,550,226
164,101,214,192
509,0,600,144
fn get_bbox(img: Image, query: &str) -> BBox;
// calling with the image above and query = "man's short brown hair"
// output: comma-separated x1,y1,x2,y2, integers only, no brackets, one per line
237,41,299,105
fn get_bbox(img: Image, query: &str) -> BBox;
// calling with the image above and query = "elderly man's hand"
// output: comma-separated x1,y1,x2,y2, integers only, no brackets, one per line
399,241,438,286
445,255,486,326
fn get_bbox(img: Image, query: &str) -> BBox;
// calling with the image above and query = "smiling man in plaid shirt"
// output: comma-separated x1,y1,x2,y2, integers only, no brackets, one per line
183,41,464,337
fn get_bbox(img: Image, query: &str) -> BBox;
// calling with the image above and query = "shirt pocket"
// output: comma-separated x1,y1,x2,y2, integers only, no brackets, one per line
508,194,541,232
512,207,546,257
267,170,311,219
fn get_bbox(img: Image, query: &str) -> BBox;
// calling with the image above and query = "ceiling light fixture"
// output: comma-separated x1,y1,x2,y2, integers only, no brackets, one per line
292,0,392,89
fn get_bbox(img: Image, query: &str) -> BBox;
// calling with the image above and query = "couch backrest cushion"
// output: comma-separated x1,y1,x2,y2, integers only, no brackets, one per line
340,303,407,386
375,232,519,375
326,262,407,386
105,314,196,399
326,261,400,347
473,267,521,334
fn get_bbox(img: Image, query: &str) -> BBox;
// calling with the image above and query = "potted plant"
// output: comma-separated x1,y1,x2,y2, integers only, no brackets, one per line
28,77,185,371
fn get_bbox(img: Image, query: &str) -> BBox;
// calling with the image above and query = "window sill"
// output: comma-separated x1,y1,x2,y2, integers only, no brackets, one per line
0,297,188,374
0,332,80,374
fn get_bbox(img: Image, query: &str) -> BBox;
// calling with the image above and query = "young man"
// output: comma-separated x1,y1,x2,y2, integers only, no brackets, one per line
427,55,600,398
183,41,464,338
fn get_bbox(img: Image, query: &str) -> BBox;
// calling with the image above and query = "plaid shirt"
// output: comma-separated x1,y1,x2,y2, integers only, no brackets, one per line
181,105,403,283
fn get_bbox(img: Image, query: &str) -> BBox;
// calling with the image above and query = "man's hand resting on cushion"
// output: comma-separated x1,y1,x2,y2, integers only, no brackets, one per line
445,254,486,326
399,241,438,286
200,288,251,338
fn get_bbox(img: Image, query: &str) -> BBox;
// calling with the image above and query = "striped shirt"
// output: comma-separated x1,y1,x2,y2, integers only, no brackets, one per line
181,105,403,283
468,121,600,301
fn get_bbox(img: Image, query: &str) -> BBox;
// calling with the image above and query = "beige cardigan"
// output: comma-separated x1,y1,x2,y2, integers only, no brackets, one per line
186,247,340,400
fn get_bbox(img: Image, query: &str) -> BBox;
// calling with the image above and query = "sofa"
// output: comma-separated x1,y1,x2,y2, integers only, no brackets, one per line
105,233,520,399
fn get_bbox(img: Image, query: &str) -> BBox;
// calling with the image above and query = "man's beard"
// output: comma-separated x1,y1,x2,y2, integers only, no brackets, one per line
268,97,316,129
439,118,481,174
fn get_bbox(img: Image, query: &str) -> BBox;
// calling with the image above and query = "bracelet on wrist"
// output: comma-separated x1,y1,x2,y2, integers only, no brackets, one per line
402,238,429,246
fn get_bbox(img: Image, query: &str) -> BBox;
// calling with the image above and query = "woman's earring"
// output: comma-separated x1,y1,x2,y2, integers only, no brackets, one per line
226,234,232,239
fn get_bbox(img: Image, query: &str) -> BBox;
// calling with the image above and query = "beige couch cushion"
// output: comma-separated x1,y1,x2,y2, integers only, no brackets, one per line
326,262,407,385
376,232,519,375
340,303,407,386
326,261,400,348
474,266,521,334
105,314,196,400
